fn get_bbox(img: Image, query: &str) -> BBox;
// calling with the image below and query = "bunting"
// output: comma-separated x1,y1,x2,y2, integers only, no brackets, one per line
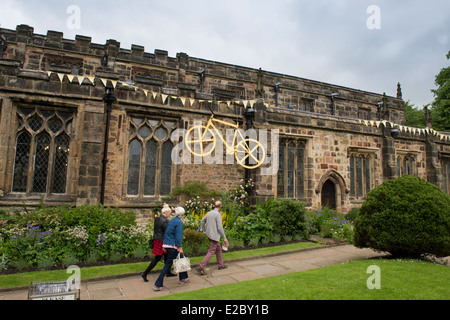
28,69,450,142
39,69,265,110
358,119,450,141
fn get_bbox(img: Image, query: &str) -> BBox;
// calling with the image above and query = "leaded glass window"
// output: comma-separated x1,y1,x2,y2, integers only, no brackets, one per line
12,106,74,194
396,154,416,177
277,139,305,200
127,116,177,197
349,154,372,199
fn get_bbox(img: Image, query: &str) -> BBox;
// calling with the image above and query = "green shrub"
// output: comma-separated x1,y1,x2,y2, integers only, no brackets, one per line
257,198,307,237
233,213,273,243
183,229,209,252
354,175,450,258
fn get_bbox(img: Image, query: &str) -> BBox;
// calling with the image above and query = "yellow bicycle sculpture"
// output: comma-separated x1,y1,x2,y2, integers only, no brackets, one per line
185,114,266,170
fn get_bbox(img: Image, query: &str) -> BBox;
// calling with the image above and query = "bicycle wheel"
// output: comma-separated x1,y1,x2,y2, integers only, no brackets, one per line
235,138,266,169
185,125,216,158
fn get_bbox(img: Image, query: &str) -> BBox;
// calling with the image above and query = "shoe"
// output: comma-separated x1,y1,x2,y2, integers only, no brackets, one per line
196,267,206,275
179,278,191,284
166,272,177,277
141,273,149,282
152,285,166,291
218,265,228,270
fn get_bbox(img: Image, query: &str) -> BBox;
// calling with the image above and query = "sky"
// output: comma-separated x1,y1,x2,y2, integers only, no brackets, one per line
1,0,449,108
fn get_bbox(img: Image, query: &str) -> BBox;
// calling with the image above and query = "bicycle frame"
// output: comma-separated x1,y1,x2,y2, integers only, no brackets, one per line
204,114,243,154
185,113,266,169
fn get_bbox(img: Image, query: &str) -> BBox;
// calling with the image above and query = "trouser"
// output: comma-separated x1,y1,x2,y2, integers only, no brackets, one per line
154,248,188,287
199,239,224,269
143,253,167,277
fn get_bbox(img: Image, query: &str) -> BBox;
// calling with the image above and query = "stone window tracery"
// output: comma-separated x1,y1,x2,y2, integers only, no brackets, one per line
126,116,177,197
12,106,74,194
349,150,373,199
277,139,305,200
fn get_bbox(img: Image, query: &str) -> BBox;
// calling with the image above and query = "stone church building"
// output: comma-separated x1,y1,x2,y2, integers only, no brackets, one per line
0,24,449,219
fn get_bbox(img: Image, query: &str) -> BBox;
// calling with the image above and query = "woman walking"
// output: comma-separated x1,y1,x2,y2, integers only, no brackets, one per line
153,207,190,291
141,204,175,282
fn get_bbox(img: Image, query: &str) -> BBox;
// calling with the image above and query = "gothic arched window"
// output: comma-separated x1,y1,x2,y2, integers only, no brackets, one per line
12,107,74,194
127,117,177,197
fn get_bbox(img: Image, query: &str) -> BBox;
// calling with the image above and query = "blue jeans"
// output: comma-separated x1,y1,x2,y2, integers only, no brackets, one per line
154,248,188,287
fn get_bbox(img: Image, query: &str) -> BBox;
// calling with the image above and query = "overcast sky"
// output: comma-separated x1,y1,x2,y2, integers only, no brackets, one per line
1,0,449,107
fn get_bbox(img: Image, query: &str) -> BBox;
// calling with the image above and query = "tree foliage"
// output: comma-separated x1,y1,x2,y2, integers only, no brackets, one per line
430,51,450,131
404,100,425,128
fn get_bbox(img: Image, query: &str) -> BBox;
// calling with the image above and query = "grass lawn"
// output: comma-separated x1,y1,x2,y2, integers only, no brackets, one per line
0,241,320,289
151,258,450,300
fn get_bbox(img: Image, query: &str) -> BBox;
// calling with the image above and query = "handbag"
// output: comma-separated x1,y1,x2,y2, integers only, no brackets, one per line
172,253,191,273
148,239,154,249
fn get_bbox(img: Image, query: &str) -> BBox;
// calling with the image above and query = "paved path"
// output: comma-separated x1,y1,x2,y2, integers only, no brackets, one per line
0,244,390,300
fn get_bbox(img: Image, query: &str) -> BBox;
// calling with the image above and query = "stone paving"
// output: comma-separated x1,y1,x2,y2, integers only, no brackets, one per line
0,244,390,300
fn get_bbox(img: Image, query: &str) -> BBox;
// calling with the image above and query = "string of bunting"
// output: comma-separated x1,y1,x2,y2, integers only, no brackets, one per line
35,69,450,142
358,119,450,142
41,70,261,109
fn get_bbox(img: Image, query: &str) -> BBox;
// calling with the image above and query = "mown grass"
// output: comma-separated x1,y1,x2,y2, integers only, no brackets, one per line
0,241,320,289
151,258,450,300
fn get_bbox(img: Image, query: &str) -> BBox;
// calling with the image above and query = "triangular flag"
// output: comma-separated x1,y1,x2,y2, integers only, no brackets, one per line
161,94,168,103
67,74,75,83
100,78,108,87
180,98,186,106
87,77,95,85
143,90,149,97
226,101,231,107
152,92,158,100
249,100,255,108
375,121,380,128
369,120,374,127
111,80,118,89
363,120,369,126
57,73,65,82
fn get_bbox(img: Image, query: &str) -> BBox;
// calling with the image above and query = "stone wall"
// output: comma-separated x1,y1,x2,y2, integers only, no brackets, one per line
0,24,448,218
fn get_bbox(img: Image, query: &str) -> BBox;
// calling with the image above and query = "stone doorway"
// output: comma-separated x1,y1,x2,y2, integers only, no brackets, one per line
321,180,336,209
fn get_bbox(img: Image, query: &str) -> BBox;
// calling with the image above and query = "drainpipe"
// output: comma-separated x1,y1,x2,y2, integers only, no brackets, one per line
100,85,116,206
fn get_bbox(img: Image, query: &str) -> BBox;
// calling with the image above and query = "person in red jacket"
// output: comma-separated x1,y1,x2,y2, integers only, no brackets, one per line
141,204,175,282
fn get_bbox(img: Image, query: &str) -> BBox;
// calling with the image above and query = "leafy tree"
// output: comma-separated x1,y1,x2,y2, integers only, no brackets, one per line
430,51,450,131
404,100,425,128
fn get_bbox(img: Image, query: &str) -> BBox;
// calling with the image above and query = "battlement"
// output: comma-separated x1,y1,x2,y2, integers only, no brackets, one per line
0,24,404,123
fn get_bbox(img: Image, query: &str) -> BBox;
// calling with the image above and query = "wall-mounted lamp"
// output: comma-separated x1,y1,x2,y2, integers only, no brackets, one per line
200,69,206,92
331,93,339,115
101,52,108,69
377,101,385,121
274,83,282,107
390,127,400,139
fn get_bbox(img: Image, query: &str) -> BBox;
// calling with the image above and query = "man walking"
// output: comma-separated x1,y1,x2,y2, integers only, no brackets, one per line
196,201,229,275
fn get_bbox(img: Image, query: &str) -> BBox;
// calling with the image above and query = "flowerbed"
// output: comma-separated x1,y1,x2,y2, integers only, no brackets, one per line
0,205,151,272
0,180,355,273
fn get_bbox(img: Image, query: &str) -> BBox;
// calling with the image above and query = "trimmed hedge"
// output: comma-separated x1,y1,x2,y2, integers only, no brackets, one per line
353,175,450,258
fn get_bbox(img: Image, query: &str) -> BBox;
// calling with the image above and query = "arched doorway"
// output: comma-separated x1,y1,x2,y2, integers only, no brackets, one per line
321,180,336,209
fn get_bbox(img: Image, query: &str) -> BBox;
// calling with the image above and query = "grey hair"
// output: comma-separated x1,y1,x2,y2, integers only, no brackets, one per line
161,204,171,215
174,207,185,217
